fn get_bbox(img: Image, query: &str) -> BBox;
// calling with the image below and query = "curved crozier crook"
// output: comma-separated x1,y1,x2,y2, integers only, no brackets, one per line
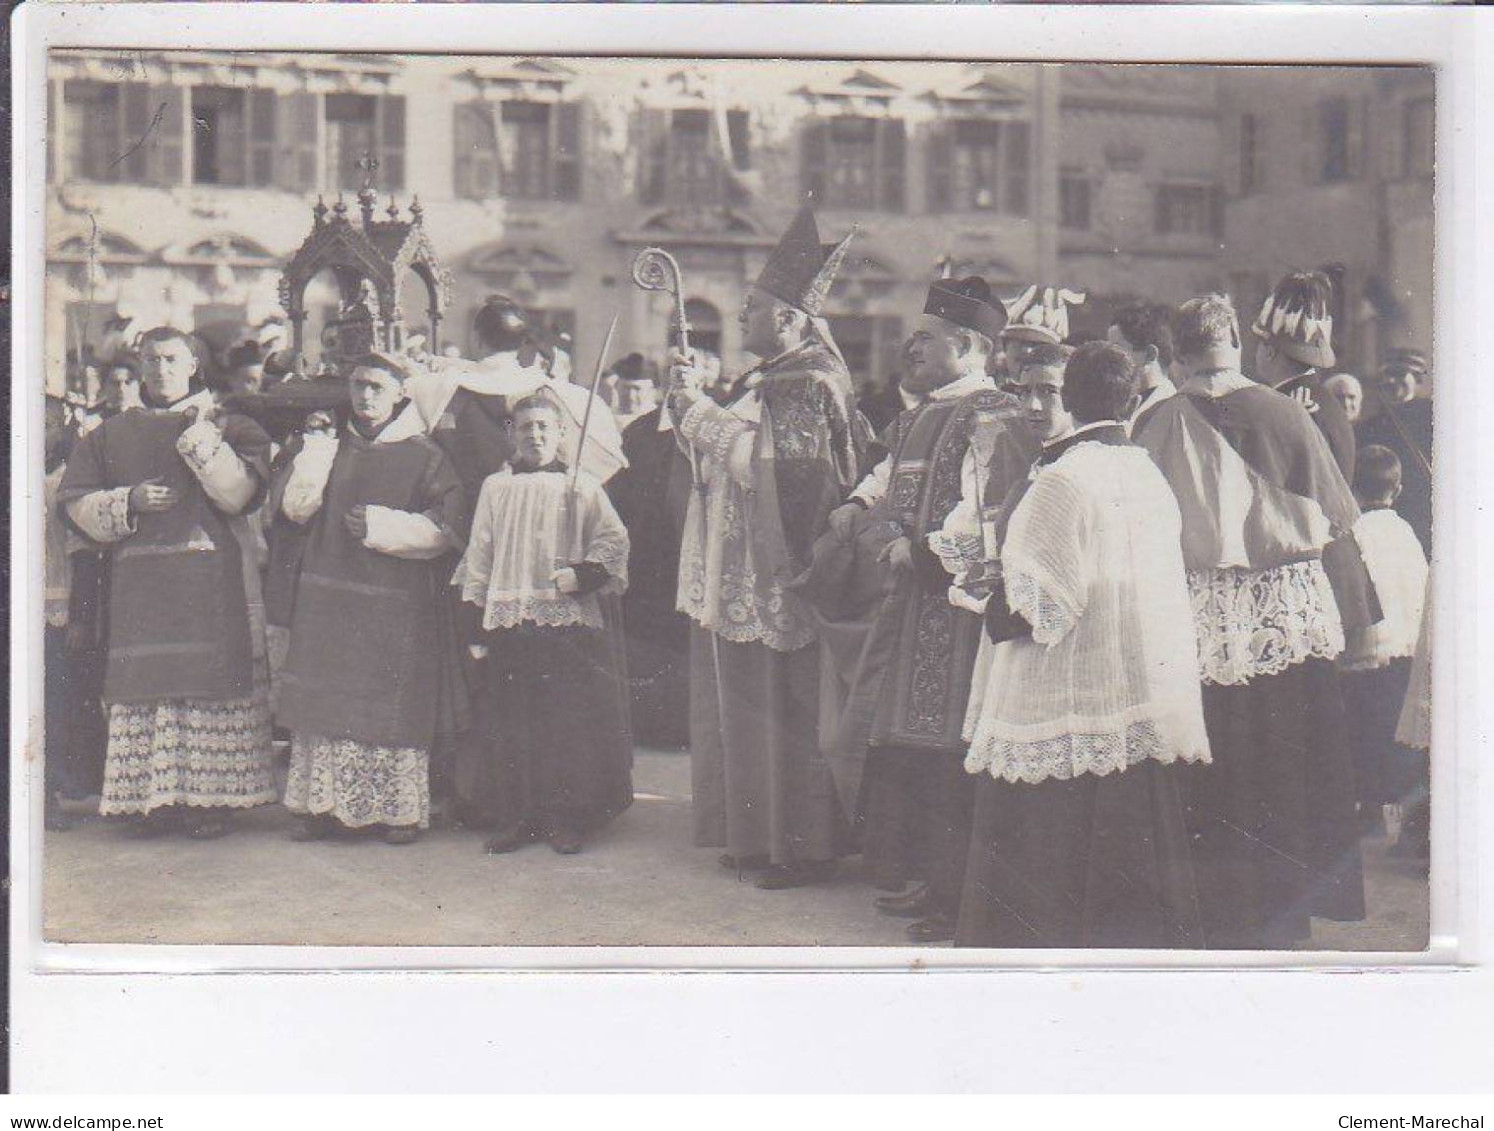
631,246,690,354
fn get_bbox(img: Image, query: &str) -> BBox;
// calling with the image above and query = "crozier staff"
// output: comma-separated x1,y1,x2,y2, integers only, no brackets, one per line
664,204,871,891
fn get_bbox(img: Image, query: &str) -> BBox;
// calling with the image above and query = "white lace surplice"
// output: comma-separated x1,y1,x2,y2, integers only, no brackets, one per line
963,443,1211,784
451,467,628,631
674,392,815,652
1188,560,1345,686
1342,508,1429,672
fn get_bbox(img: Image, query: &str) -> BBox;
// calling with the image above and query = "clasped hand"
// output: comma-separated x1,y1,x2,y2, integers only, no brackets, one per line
344,504,369,541
128,478,179,514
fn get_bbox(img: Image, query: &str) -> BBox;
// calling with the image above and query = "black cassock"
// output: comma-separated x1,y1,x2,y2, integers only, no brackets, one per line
607,407,694,750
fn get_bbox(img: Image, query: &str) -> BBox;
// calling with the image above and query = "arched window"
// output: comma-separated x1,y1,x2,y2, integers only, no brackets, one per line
677,297,723,357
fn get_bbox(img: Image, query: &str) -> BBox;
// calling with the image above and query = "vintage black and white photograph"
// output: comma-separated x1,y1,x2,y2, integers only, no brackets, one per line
34,50,1436,951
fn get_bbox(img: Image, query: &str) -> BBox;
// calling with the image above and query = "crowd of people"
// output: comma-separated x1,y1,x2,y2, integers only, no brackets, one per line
41,203,1435,949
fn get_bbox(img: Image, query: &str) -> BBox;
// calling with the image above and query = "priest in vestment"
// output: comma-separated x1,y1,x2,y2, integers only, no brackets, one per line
667,205,872,890
452,392,634,855
952,343,1211,949
58,327,276,839
1136,294,1376,949
272,354,466,844
819,276,1021,942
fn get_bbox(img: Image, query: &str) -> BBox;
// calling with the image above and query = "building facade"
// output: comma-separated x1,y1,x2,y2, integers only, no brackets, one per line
1216,66,1435,382
44,52,1430,398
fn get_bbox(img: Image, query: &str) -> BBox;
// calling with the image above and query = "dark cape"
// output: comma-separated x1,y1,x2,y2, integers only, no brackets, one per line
607,407,693,749
270,418,467,751
1276,370,1358,482
58,406,271,704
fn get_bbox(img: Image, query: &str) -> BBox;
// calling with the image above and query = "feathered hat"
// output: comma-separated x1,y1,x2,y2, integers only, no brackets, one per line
1253,271,1336,368
1002,284,1086,345
924,276,1008,341
1380,347,1429,382
755,204,856,318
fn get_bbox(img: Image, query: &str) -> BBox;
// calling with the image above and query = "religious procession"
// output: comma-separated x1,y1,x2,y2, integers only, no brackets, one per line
41,191,1436,950
37,55,1438,950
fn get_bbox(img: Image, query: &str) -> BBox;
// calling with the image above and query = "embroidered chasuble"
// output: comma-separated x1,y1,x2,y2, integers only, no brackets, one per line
272,404,466,752
834,386,1023,767
58,393,272,704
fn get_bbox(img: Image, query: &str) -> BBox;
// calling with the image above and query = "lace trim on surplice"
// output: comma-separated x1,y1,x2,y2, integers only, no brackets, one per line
1189,559,1344,686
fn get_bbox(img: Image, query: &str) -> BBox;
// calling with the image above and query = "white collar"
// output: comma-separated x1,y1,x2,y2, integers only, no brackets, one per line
352,399,426,445
1045,420,1122,447
928,371,997,402
1180,369,1255,398
1134,375,1177,413
146,387,216,415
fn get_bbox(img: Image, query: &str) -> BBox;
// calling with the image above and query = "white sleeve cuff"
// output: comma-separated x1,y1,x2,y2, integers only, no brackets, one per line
948,583,990,615
363,505,449,560
281,434,339,525
65,486,138,544
177,420,257,514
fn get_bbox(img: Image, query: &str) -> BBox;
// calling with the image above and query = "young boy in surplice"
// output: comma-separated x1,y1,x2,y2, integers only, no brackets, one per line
452,391,634,856
1339,445,1429,855
272,352,466,845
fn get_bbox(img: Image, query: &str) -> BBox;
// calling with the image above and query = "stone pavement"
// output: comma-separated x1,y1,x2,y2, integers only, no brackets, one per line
42,750,1430,951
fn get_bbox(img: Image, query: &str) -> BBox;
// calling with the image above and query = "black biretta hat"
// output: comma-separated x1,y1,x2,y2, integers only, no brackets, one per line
924,276,1008,341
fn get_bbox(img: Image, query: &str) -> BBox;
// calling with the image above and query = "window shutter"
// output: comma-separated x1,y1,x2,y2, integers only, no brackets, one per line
120,83,152,183
1303,103,1322,186
638,107,669,205
249,88,277,188
1347,96,1368,179
1154,186,1171,235
1004,120,1030,216
147,84,185,187
554,101,582,201
1221,115,1242,199
801,120,827,203
925,124,952,213
726,109,752,171
274,91,319,193
1211,183,1227,239
454,102,475,199
879,118,906,211
378,95,406,189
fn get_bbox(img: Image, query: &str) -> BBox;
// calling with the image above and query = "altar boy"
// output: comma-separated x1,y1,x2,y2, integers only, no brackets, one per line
452,391,634,855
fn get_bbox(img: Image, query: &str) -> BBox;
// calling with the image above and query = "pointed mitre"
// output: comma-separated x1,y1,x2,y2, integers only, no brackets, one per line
754,204,857,318
1253,270,1336,368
